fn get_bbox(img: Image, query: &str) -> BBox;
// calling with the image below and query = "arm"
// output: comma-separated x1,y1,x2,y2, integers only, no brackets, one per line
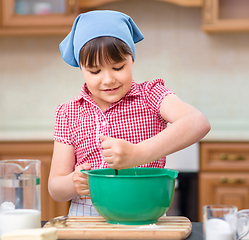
137,94,211,163
100,94,210,169
48,141,91,202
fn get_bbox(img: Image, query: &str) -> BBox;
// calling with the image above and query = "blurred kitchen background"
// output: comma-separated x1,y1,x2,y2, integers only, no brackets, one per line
0,0,249,222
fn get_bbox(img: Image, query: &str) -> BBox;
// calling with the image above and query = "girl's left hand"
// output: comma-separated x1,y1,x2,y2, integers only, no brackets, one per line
99,135,141,170
73,163,91,196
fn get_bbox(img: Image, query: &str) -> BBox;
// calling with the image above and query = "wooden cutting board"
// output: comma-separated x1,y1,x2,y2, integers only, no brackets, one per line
44,216,192,239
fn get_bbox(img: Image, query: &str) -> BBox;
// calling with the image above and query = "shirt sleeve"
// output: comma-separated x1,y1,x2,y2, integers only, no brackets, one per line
54,103,73,145
143,78,174,115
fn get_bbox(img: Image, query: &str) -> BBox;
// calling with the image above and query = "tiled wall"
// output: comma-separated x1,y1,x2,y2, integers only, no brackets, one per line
1,0,249,136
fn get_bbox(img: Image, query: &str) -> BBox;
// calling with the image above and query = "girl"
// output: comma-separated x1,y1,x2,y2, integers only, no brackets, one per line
48,10,211,216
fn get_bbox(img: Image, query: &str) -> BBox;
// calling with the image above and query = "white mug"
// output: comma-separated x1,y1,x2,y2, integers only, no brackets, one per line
203,205,249,240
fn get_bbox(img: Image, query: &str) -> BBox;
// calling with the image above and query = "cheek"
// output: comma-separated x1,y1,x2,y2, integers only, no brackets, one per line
126,70,133,84
121,67,133,80
123,73,133,91
82,72,98,89
86,81,98,93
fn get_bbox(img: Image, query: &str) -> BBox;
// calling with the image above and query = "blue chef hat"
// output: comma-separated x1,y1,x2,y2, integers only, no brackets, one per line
59,10,144,68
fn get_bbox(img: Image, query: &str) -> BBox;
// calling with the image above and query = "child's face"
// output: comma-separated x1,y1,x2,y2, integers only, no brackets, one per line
81,55,133,111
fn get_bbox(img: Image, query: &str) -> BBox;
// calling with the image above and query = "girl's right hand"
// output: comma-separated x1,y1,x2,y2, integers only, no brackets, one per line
73,162,91,196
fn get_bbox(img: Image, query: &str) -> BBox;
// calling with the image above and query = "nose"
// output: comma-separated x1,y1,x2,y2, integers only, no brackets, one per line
102,70,115,85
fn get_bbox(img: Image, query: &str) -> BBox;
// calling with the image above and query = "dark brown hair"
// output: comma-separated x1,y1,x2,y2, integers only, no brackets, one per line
79,37,133,68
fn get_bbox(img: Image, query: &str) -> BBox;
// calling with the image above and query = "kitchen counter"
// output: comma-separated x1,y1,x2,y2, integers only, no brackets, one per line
0,130,54,141
202,129,249,141
187,222,203,240
201,119,249,142
1,118,249,142
1,129,249,142
41,221,203,240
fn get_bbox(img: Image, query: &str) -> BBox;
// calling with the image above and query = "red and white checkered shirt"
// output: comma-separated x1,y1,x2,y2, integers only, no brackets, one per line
54,78,173,169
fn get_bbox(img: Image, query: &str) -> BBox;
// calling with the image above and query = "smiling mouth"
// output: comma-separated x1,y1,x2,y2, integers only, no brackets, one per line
103,86,120,91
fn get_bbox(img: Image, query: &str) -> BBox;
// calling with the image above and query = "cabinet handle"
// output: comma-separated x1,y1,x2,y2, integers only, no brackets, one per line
220,177,245,184
68,0,75,14
220,153,246,161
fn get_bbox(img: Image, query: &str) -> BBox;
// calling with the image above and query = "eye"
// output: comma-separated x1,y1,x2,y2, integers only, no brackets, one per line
90,69,100,75
113,65,124,71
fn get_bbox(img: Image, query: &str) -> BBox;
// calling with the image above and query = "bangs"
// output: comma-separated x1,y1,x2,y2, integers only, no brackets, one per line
79,37,133,68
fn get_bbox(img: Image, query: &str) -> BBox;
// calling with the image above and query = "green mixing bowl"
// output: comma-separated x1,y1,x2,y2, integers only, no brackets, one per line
81,167,178,225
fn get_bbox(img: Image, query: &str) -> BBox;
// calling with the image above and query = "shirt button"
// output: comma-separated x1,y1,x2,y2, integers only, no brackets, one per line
101,122,106,127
